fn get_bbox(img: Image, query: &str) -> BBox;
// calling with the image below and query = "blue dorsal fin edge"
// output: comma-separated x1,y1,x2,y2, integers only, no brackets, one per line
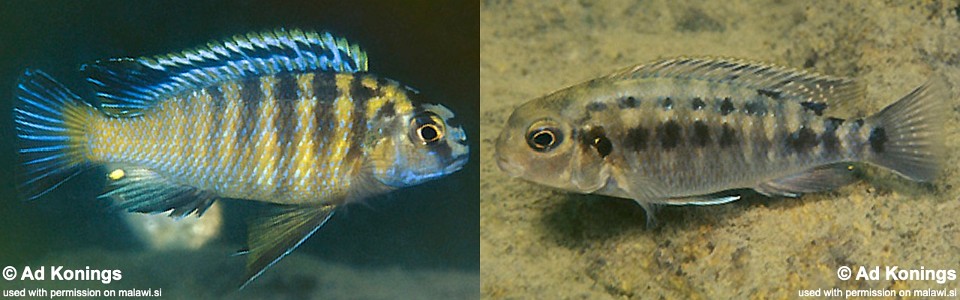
81,28,369,116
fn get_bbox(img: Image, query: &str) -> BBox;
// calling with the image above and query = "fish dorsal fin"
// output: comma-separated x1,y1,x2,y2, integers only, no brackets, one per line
609,57,865,109
82,28,368,116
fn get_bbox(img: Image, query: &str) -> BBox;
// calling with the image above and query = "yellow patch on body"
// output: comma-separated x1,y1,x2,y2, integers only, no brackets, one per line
360,76,388,121
292,95,317,196
384,83,414,117
194,89,213,172
325,73,356,190
219,82,243,192
254,76,280,193
296,73,315,100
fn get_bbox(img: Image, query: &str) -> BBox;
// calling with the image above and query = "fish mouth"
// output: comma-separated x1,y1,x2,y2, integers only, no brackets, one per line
493,133,521,177
496,154,522,177
446,154,469,173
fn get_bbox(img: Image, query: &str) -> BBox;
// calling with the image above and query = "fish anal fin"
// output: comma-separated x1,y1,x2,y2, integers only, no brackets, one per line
755,164,857,197
240,204,335,289
99,165,217,219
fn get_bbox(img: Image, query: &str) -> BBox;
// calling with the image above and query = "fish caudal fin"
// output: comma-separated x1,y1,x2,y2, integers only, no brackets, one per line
14,69,95,200
864,78,947,182
239,204,336,289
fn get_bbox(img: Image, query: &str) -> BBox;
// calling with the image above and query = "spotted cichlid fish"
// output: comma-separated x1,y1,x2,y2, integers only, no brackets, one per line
14,28,468,288
495,58,944,222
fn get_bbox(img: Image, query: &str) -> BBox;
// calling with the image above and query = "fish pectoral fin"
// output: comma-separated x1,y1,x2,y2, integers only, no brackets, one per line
240,204,336,290
100,165,217,219
610,170,666,227
755,163,858,197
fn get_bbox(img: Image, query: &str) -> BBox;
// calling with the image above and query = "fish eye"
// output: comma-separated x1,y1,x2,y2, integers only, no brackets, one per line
526,121,563,152
419,124,441,142
410,113,445,145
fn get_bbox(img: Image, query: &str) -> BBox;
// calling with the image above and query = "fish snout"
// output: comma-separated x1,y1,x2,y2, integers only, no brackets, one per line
495,152,523,177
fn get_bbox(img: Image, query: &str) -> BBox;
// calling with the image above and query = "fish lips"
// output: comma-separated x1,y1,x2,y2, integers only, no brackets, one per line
495,153,523,178
446,153,470,174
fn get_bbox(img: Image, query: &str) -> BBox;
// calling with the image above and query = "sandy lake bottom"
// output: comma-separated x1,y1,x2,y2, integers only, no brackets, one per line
481,1,960,298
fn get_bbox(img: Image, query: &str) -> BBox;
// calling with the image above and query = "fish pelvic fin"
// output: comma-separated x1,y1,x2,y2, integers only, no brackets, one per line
662,194,743,206
863,78,947,182
239,204,336,290
14,69,96,200
100,165,218,219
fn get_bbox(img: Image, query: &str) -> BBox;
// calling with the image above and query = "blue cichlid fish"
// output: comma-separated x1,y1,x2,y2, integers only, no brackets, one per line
495,58,944,223
14,28,468,288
